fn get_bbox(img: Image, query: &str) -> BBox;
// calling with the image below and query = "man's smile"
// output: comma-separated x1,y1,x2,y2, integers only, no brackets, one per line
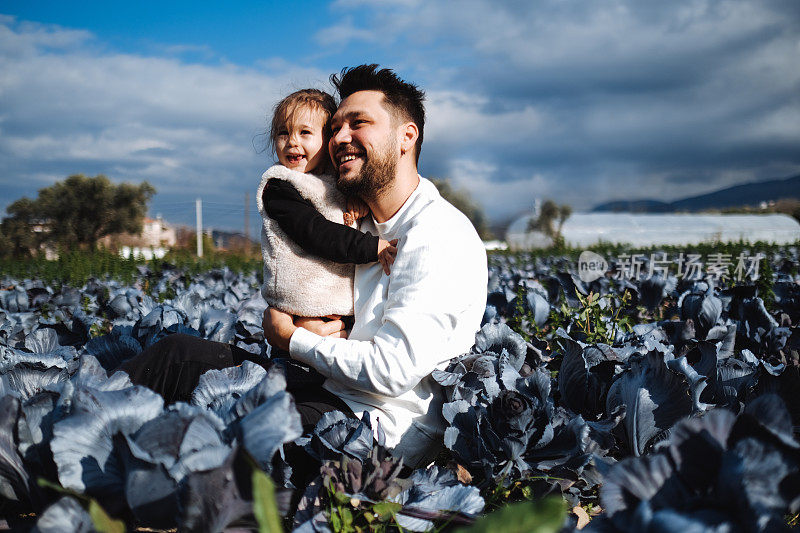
334,147,366,171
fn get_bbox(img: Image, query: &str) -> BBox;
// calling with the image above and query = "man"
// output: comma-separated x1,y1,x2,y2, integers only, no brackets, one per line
122,65,486,468
262,64,487,466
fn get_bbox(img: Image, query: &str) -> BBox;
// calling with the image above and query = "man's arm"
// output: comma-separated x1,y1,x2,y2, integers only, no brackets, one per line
288,222,487,398
264,179,379,264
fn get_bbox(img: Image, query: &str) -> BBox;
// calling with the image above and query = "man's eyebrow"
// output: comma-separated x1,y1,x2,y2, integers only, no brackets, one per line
334,111,367,122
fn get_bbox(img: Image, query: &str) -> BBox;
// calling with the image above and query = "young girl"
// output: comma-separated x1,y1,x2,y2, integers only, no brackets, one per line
256,88,397,321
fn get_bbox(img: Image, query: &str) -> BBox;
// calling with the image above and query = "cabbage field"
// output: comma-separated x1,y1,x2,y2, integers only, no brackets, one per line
1,243,799,532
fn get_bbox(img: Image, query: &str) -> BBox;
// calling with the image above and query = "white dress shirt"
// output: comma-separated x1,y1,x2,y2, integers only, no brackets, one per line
289,177,488,466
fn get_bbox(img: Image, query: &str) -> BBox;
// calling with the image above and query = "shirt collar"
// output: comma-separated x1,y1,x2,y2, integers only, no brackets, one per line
373,176,432,238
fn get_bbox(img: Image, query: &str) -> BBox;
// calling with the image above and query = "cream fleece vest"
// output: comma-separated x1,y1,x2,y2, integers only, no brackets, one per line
256,165,356,317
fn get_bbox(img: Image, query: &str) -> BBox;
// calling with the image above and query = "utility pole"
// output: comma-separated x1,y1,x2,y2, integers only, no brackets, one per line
244,191,250,244
196,197,203,258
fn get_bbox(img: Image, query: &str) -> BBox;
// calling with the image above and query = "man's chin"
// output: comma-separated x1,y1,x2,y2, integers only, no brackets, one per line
335,176,361,196
336,159,362,179
336,169,354,182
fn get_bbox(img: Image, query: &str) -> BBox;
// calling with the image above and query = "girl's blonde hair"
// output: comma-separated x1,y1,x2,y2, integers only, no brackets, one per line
269,89,337,163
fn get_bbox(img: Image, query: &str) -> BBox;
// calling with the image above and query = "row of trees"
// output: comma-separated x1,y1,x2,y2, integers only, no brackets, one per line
2,174,493,261
2,173,573,260
430,179,574,244
430,178,493,240
1,174,155,259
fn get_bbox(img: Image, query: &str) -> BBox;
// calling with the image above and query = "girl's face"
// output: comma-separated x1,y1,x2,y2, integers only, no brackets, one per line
275,106,328,174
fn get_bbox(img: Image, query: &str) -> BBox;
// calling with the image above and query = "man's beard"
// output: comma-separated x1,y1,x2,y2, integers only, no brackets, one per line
336,137,397,201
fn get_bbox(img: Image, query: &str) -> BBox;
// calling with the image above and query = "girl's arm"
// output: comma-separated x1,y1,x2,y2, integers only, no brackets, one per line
263,179,380,264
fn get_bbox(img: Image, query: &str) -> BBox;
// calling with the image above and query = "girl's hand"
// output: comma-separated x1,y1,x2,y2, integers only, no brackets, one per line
343,197,370,226
377,238,398,276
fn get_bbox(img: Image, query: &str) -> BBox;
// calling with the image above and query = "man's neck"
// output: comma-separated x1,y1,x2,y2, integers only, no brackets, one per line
367,164,420,223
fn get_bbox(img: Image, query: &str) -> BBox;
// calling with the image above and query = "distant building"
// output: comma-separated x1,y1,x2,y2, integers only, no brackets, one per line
506,212,800,250
29,220,59,259
99,215,177,259
483,240,509,251
140,216,177,247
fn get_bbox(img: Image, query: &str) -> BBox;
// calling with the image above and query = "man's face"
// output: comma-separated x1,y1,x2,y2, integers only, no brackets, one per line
329,90,399,199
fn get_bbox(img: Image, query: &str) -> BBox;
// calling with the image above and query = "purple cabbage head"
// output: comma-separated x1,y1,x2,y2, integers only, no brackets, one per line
441,351,555,482
557,338,621,420
595,394,800,532
679,281,722,339
606,351,709,456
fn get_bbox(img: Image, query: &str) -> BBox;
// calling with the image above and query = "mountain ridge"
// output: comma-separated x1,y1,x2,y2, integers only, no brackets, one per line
592,173,800,213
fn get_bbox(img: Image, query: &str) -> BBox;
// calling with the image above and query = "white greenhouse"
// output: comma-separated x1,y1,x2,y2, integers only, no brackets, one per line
506,213,800,250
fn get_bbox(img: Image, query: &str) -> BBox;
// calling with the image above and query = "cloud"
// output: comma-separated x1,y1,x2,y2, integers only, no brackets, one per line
0,16,329,230
324,0,800,216
446,159,552,222
0,16,93,57
314,16,379,47
2,2,799,231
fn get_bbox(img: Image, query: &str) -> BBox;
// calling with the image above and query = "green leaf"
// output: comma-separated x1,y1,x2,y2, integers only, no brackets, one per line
38,478,125,533
252,468,283,533
456,497,566,533
333,492,352,507
340,507,354,528
88,500,126,533
372,501,402,521
330,509,342,532
37,478,71,494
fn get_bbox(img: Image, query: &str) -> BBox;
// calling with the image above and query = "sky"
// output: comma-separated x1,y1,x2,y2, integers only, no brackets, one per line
1,0,799,233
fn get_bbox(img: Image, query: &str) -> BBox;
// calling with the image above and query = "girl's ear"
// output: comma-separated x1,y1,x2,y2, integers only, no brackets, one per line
399,122,419,156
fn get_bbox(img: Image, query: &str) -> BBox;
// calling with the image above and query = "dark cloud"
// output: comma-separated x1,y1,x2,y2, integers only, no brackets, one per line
2,3,799,226
320,0,800,215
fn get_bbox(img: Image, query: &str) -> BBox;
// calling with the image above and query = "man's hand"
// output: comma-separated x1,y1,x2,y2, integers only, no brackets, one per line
263,308,349,352
295,316,348,339
262,307,297,351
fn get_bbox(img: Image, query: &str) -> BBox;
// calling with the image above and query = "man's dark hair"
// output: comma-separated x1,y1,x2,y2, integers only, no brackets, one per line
331,64,426,164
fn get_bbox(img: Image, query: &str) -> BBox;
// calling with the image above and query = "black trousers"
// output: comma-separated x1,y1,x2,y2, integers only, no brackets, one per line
118,333,356,499
118,333,354,432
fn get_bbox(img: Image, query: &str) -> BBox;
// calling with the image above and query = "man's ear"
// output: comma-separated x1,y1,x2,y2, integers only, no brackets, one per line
399,122,419,156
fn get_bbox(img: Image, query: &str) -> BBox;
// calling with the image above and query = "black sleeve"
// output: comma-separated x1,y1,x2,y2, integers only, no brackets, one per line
263,179,379,264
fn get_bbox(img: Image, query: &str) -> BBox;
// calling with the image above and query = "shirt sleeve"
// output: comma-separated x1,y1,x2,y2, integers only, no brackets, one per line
289,223,487,398
263,178,379,264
